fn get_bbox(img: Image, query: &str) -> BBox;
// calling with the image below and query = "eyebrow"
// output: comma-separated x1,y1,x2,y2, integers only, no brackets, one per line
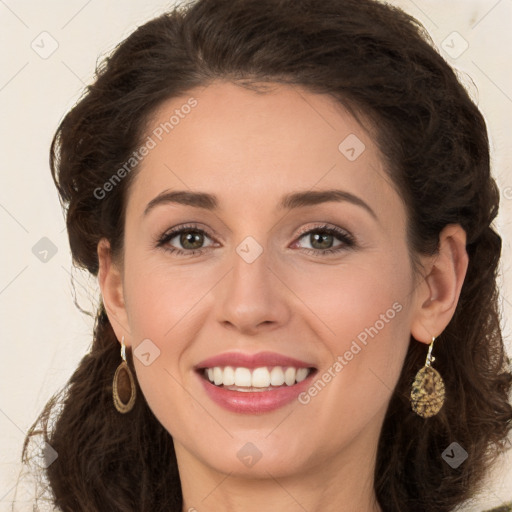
143,189,377,219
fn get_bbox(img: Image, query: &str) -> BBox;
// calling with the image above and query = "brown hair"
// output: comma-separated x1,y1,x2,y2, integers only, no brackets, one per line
19,0,512,510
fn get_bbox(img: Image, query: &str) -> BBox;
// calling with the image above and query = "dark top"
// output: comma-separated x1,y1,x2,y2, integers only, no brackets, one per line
483,503,512,511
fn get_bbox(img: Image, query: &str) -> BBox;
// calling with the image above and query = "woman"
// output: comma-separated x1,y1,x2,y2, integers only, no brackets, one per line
19,0,512,510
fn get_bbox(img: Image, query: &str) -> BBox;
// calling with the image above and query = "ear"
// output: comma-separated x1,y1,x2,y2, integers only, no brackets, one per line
410,224,469,344
97,238,131,347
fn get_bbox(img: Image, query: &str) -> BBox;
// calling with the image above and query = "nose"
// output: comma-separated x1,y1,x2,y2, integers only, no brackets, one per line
215,242,292,336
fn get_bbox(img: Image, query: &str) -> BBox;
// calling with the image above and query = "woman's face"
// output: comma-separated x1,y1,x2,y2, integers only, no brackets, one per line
109,81,425,480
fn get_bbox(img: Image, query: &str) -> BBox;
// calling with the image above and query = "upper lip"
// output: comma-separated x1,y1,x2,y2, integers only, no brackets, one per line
195,351,317,370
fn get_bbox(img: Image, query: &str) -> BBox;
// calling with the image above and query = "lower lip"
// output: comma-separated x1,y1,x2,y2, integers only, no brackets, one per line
196,370,317,414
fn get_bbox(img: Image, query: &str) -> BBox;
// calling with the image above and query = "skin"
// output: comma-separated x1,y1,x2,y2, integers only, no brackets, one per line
98,80,468,512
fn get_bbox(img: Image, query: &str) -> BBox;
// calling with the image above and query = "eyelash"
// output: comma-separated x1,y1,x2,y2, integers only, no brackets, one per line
155,223,356,258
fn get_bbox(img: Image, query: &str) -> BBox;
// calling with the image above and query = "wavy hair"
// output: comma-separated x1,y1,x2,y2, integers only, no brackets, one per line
19,0,512,510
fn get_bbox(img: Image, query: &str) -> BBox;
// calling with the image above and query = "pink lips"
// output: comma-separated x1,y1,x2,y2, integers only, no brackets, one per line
195,351,315,370
194,351,317,414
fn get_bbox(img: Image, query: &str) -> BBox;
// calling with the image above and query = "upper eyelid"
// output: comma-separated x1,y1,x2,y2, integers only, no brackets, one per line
162,222,349,235
295,224,351,237
160,223,353,245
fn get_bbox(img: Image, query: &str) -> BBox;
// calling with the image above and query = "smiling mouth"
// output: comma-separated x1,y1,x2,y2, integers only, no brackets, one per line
197,365,318,392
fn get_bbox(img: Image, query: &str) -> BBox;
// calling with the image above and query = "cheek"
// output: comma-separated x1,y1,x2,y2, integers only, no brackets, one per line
122,264,199,431
123,255,216,340
121,258,219,412
290,251,414,421
285,247,412,344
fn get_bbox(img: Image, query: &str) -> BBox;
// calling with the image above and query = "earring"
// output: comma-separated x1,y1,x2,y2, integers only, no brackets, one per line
112,336,136,414
410,336,446,418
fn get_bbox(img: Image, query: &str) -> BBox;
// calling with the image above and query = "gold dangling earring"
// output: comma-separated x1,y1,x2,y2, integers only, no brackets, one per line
410,336,446,418
113,336,136,414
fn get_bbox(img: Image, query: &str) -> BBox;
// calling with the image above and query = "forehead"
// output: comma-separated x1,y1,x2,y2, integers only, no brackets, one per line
126,80,401,221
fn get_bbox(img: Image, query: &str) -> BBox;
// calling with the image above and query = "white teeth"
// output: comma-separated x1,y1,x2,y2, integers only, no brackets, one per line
270,366,285,386
223,366,235,386
252,367,271,387
213,367,223,386
296,368,309,383
234,367,252,387
203,366,312,388
284,367,296,386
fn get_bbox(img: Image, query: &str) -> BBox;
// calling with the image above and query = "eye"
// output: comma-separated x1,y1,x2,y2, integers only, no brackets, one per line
155,224,216,256
293,225,355,256
155,223,355,257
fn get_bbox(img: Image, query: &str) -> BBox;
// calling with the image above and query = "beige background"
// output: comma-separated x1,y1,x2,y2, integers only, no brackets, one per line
0,0,511,510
